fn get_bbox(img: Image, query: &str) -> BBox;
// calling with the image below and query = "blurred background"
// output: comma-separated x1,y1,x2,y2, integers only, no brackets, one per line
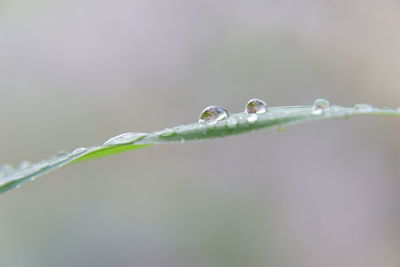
1,0,400,266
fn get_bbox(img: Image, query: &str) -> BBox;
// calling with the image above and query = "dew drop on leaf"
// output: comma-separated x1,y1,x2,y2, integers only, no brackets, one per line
103,132,147,146
245,98,267,114
18,161,31,170
382,106,396,112
354,103,374,112
199,106,229,124
312,98,330,115
0,164,14,178
56,151,68,157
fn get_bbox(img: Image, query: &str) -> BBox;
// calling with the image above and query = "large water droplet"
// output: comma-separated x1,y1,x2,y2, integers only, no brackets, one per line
246,114,258,124
199,106,229,124
103,132,147,146
312,98,330,115
245,98,267,114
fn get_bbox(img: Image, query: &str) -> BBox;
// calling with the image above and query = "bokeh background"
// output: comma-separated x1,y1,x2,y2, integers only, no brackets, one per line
1,0,400,266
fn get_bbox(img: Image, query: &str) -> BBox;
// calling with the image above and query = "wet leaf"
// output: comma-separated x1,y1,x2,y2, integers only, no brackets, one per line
1,102,399,194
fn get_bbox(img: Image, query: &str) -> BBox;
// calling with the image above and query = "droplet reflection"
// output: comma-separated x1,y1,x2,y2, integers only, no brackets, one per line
199,106,230,124
312,98,330,115
245,99,267,114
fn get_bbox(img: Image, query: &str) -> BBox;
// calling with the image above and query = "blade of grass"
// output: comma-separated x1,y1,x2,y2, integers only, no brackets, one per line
1,104,399,194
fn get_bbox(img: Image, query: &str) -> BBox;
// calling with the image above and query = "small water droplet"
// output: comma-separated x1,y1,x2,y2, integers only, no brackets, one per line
103,132,147,146
354,103,374,112
56,151,68,157
0,164,14,177
245,98,267,114
71,147,88,155
158,128,176,138
247,114,258,124
382,106,396,112
312,98,330,115
199,106,229,124
18,161,31,170
227,117,238,129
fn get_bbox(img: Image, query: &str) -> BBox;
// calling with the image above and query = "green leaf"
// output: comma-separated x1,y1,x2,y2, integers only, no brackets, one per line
1,103,399,194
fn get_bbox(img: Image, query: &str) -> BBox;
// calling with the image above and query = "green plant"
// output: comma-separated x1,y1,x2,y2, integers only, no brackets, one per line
1,99,399,195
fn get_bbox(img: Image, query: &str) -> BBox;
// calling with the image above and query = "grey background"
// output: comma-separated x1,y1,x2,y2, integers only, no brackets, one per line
1,0,400,266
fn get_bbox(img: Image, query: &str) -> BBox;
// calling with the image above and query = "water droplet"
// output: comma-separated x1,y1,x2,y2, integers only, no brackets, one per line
18,161,31,170
56,151,68,157
382,106,396,112
103,132,147,146
245,98,267,114
0,164,14,177
354,103,374,112
71,147,88,155
312,98,330,115
227,117,238,129
158,128,176,138
199,106,229,124
247,114,258,124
